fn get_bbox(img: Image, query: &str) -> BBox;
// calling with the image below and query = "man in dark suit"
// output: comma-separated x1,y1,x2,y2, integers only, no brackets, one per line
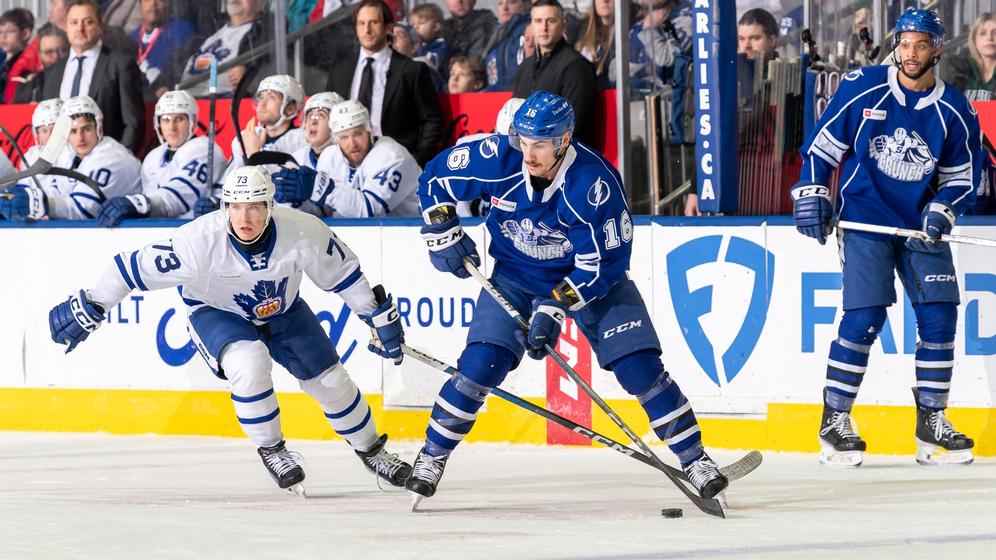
32,0,145,153
324,0,443,167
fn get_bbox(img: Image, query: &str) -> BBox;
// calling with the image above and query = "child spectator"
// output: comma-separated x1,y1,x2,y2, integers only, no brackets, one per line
0,8,40,103
447,55,485,93
411,3,447,75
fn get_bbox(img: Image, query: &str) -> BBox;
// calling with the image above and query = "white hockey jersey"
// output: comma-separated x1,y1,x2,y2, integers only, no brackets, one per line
311,136,421,217
218,127,308,195
142,137,227,218
181,22,254,98
88,207,378,324
291,144,324,170
17,144,75,198
47,137,142,220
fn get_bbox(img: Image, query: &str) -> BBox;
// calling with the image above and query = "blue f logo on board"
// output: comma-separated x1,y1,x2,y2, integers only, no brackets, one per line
666,235,775,386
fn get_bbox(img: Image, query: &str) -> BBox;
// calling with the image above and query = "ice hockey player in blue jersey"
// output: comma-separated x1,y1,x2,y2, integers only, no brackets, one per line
405,91,729,505
47,166,412,494
792,8,981,468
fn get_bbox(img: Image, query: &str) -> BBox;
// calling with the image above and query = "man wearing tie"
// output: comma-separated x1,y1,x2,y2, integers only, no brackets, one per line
325,0,443,167
33,0,145,154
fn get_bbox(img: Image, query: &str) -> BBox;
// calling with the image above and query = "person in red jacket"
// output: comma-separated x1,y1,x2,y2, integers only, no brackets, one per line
0,8,40,103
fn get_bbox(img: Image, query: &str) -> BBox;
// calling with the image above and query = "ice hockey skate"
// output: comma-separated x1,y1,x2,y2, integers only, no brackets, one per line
818,402,866,468
913,389,974,466
258,440,306,497
355,434,413,487
681,452,729,499
406,448,448,510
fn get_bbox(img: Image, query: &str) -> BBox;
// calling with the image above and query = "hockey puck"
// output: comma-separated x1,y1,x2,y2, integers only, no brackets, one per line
660,508,683,518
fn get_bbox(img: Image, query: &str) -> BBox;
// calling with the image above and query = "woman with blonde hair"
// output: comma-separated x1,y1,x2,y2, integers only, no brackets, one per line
943,12,996,98
575,0,615,87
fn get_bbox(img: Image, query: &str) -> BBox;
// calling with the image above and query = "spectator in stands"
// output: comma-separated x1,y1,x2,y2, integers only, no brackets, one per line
131,0,195,91
510,0,597,144
13,24,68,103
152,0,270,99
442,0,496,62
737,7,778,63
482,0,529,91
447,56,485,93
324,0,443,166
629,0,692,93
393,21,445,92
29,0,145,154
943,13,996,100
104,0,143,34
575,0,615,88
411,4,447,76
48,0,69,29
0,8,39,103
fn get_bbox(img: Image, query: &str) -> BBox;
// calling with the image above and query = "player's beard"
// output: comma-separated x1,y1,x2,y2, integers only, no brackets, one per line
898,56,936,81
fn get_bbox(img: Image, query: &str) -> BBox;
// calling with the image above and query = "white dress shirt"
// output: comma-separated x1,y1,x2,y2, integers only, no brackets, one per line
349,45,391,135
59,41,103,100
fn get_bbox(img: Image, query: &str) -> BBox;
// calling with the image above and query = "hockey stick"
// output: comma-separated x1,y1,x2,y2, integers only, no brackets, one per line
463,260,726,518
836,220,996,248
0,124,43,191
401,343,763,483
0,110,71,188
206,55,218,187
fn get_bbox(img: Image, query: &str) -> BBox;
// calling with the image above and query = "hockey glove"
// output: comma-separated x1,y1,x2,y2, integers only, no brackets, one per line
359,293,405,364
193,196,220,217
420,214,480,279
518,298,567,360
98,194,150,227
906,201,956,253
273,166,318,204
49,289,105,353
791,184,833,245
0,184,48,221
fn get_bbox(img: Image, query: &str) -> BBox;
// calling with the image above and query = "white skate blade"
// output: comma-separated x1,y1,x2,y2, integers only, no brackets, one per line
819,443,863,468
410,492,426,512
286,483,307,498
915,439,974,466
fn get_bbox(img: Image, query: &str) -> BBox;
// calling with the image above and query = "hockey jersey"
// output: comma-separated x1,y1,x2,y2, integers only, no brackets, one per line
142,137,227,219
418,135,632,305
181,22,253,98
218,126,308,190
797,65,982,228
291,144,324,171
48,137,142,220
18,144,75,198
311,136,421,217
88,207,378,324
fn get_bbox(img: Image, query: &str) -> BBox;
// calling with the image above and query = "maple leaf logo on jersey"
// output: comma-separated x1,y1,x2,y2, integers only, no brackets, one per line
499,218,572,260
233,277,289,320
868,127,936,182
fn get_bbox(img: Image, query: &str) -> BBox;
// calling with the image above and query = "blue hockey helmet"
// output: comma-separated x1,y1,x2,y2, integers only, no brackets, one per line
509,91,575,151
893,8,945,49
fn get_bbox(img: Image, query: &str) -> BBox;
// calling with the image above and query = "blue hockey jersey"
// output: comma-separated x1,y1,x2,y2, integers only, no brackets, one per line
797,65,982,228
417,135,633,306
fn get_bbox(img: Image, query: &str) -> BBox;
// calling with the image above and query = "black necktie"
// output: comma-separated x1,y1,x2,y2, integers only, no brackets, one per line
357,57,374,111
70,55,87,97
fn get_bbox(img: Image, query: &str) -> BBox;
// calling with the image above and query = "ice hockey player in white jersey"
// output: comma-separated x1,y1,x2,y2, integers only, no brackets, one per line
274,100,421,217
97,90,227,227
195,74,309,215
0,95,141,221
792,8,981,468
18,99,74,188
290,91,344,171
47,166,413,494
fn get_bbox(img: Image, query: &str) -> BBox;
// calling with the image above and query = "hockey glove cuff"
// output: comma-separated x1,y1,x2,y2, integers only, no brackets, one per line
791,184,833,245
906,201,956,253
359,293,405,364
521,298,567,360
98,194,150,227
273,166,318,204
420,210,480,279
1,184,48,221
49,289,105,353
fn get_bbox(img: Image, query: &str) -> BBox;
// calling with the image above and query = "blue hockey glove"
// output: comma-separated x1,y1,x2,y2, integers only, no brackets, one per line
273,165,318,204
98,194,150,227
0,184,48,221
420,216,480,279
49,289,105,353
518,298,567,360
791,184,833,245
906,201,956,253
193,196,220,217
359,293,405,364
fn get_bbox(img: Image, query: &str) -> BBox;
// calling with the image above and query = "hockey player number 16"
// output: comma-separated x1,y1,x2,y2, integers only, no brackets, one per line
602,210,633,249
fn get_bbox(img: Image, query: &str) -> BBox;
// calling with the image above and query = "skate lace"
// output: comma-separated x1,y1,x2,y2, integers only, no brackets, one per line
821,411,859,439
263,448,301,477
412,454,446,482
366,449,407,478
929,410,961,441
683,456,720,491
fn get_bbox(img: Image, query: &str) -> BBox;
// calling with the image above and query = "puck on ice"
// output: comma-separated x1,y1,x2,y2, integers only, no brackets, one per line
660,508,683,518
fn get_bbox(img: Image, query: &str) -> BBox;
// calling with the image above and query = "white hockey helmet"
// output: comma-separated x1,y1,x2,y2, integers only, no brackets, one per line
63,95,103,138
304,91,345,118
32,98,64,144
495,97,525,135
154,90,199,145
330,100,371,135
256,74,305,129
221,165,276,242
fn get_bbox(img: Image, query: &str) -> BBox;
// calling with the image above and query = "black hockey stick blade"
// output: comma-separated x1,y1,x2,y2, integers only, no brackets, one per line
0,124,43,191
246,151,295,167
0,157,51,187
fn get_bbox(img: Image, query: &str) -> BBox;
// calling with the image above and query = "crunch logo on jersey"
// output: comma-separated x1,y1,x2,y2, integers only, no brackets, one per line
499,218,573,260
868,127,936,182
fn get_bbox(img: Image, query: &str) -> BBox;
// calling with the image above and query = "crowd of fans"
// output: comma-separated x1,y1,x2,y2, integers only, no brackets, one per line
0,0,995,222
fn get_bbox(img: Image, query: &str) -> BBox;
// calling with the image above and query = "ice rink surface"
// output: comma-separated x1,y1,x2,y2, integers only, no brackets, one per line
2,432,995,560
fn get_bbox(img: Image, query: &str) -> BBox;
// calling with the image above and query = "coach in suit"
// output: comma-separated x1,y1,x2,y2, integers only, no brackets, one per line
325,0,443,167
34,0,145,153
